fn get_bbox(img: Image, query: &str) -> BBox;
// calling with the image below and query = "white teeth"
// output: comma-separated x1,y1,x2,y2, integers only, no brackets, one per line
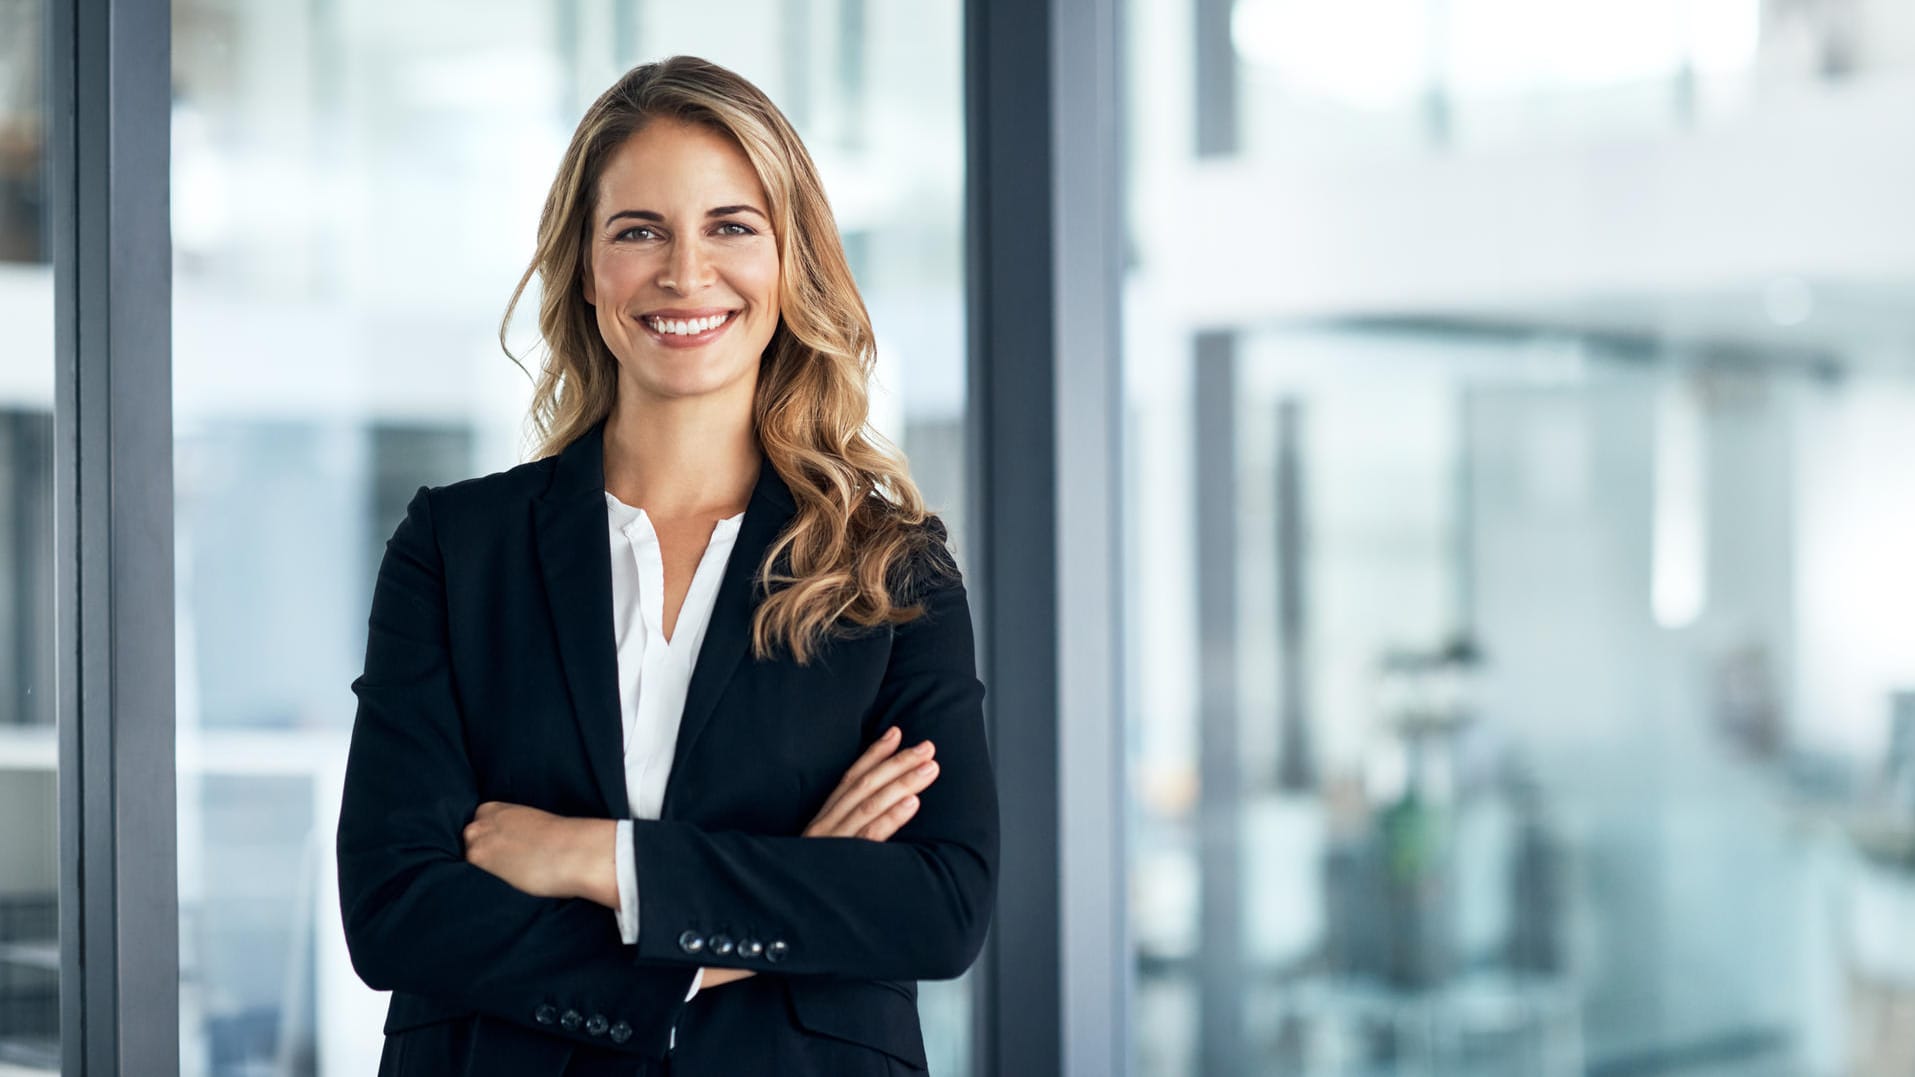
646,312,731,336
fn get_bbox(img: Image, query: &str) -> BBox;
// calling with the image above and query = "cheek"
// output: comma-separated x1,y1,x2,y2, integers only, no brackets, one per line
591,250,648,303
736,248,781,312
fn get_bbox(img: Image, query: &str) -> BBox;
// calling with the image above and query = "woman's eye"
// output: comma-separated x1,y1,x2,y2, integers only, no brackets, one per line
715,222,755,236
615,226,658,241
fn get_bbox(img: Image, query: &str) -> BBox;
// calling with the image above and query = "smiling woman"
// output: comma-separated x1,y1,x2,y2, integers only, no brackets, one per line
335,55,996,1077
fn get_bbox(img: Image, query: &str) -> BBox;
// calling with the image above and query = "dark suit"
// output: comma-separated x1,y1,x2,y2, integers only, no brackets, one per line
335,416,999,1076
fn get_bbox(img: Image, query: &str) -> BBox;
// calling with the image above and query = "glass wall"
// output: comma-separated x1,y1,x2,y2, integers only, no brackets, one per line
1124,0,1915,1073
169,1,970,1073
0,0,58,1070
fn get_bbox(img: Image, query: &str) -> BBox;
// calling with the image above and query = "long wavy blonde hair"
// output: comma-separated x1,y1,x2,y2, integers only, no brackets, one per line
500,55,954,664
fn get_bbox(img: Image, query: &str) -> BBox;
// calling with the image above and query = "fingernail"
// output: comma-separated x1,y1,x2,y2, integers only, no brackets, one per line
917,741,935,755
885,726,900,740
916,761,937,776
903,795,919,808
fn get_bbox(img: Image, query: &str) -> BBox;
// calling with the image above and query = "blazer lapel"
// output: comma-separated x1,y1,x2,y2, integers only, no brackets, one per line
533,416,631,818
659,451,796,819
533,414,800,821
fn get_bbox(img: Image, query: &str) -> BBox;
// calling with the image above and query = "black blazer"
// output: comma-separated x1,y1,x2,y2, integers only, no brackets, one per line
335,416,999,1077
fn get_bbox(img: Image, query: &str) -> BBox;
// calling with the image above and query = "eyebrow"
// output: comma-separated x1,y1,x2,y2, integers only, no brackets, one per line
604,205,770,227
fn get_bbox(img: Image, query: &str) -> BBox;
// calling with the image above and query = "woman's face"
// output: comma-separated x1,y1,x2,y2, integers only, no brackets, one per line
582,117,781,407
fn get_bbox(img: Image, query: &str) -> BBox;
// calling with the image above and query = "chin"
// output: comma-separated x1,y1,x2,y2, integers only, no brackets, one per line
634,360,756,403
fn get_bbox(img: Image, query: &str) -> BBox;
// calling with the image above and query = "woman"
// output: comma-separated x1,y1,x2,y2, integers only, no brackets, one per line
335,55,998,1077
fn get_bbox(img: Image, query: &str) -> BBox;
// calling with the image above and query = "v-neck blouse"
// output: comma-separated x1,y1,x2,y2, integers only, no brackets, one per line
604,490,746,1012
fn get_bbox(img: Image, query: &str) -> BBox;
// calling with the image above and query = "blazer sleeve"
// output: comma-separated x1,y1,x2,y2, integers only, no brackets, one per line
624,548,1000,982
335,485,699,1056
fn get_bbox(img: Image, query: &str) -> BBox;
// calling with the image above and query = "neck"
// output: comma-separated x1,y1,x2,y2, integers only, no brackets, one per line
601,388,760,521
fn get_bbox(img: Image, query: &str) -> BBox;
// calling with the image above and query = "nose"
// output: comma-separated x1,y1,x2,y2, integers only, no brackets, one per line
660,236,711,293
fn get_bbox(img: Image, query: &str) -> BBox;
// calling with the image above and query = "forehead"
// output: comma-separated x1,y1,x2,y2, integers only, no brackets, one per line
593,117,768,214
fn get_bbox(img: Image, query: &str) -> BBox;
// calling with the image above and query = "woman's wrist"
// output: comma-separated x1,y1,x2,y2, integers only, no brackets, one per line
569,817,622,909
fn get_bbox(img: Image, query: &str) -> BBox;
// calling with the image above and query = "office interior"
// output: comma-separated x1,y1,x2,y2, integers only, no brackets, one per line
5,0,1915,1073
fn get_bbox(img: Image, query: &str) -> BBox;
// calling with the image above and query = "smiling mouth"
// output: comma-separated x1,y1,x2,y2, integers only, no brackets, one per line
641,311,739,338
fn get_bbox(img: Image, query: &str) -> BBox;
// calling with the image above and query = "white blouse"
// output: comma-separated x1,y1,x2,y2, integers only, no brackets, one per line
605,490,746,1013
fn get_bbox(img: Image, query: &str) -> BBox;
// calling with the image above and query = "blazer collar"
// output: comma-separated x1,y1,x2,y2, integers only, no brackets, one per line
533,414,797,818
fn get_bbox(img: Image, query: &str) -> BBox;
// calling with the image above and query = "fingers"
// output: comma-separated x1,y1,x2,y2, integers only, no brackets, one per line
837,754,938,840
462,804,497,847
854,789,923,842
814,726,902,819
819,738,934,833
805,734,940,839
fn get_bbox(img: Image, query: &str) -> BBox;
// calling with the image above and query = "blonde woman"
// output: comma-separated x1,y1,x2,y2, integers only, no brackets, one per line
336,56,997,1077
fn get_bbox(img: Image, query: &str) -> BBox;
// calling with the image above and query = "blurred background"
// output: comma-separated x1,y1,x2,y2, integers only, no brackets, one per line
1121,0,1915,1075
3,0,1915,1074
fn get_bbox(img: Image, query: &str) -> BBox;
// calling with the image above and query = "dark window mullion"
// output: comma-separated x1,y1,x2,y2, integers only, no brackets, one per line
51,0,177,1071
967,0,1127,1073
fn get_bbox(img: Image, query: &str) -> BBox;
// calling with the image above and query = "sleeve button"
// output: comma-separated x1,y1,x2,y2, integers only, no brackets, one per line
609,1020,633,1044
585,1013,609,1036
677,929,706,954
709,933,736,957
534,1003,558,1025
765,939,789,963
560,1009,583,1031
738,938,764,960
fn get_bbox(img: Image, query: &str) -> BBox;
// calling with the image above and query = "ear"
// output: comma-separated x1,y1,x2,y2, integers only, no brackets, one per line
581,257,596,307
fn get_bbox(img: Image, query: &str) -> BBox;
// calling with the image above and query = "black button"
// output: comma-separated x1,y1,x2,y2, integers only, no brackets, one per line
677,929,706,954
534,1003,558,1025
765,939,789,963
586,1013,609,1036
609,1020,632,1044
709,933,735,957
560,1009,583,1031
738,938,764,959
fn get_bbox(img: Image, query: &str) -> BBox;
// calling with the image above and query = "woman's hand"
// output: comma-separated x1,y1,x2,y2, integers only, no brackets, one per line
804,725,939,840
704,727,941,992
462,801,617,907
